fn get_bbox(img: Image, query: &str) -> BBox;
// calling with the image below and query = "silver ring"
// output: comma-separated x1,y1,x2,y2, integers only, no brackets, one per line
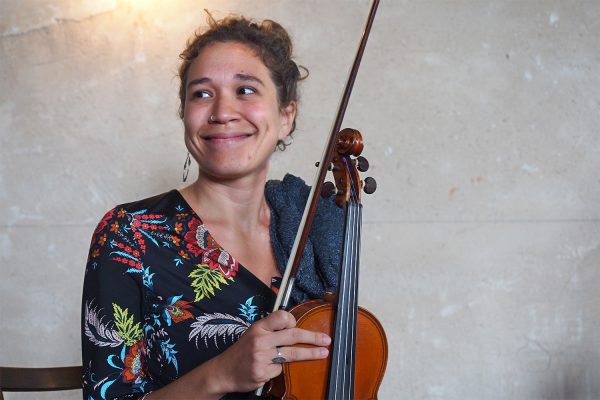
209,114,216,123
272,348,286,364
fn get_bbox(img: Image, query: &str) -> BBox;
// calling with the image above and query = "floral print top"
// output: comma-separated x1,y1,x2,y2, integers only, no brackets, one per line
82,190,281,399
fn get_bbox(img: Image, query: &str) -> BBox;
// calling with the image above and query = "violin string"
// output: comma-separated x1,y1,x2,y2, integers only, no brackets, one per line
339,207,349,400
346,200,358,398
348,200,358,399
352,158,363,397
339,159,351,399
345,195,352,397
350,188,360,398
332,160,348,399
351,193,362,396
329,157,363,399
344,158,362,398
330,188,354,399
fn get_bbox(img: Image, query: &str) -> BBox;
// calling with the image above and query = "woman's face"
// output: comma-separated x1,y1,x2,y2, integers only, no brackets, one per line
183,41,296,182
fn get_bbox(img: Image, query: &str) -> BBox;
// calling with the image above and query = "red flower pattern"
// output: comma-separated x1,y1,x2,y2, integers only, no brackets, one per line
110,221,119,233
183,218,238,278
122,341,146,383
90,206,237,281
178,250,190,260
166,300,194,323
174,222,183,234
94,209,114,234
183,218,203,257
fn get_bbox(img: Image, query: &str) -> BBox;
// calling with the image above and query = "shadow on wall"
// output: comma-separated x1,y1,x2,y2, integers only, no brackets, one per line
538,352,599,399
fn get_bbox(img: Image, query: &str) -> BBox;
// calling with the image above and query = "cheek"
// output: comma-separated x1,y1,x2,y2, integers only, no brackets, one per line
263,105,286,138
182,114,202,151
183,106,204,132
182,121,194,143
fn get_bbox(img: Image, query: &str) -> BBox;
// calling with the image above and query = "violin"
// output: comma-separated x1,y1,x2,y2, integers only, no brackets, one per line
259,1,388,398
268,128,388,399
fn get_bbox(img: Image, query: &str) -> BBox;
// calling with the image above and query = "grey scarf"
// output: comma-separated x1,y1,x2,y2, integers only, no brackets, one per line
265,174,345,305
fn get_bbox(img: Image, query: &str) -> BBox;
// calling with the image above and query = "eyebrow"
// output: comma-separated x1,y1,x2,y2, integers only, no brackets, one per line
187,73,265,89
187,77,210,89
234,73,264,86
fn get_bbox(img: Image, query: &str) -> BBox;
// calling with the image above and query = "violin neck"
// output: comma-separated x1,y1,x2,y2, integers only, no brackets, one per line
328,200,362,400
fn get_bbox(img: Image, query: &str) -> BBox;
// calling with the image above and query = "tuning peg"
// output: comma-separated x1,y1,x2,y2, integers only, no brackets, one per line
315,161,333,171
356,156,369,172
363,177,377,194
321,181,336,198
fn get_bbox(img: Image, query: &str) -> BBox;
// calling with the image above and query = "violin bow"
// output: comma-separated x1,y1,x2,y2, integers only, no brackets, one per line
255,2,380,396
273,0,380,313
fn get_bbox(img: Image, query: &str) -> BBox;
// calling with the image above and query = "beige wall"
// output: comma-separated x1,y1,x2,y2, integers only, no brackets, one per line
1,1,599,399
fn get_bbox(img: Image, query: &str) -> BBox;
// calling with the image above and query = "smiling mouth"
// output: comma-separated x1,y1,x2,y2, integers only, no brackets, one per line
203,133,252,143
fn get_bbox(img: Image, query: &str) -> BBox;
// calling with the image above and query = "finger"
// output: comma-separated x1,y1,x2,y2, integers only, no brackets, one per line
255,310,296,332
275,345,329,363
263,363,284,382
273,327,331,347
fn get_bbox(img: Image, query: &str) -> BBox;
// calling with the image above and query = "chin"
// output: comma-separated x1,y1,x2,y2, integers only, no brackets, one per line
199,165,254,181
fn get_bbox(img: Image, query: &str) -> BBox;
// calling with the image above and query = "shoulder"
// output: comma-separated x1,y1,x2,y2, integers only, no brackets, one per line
95,190,181,225
87,190,186,271
265,173,344,234
91,190,185,242
265,173,342,216
265,175,344,302
113,190,183,216
265,173,310,210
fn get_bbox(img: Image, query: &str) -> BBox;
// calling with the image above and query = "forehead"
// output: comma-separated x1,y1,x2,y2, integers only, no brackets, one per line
188,41,271,81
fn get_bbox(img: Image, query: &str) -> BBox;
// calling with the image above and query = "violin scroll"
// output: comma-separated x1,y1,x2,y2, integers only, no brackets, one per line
319,128,377,206
336,128,364,156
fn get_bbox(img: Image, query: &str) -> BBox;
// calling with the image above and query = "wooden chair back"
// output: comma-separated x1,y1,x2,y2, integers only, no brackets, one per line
0,366,82,399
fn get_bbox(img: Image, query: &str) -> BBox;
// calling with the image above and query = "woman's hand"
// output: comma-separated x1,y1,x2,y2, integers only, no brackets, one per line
208,309,331,394
144,310,330,399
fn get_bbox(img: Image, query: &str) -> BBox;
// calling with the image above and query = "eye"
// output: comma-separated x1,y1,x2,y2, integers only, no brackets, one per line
237,86,256,95
191,89,211,99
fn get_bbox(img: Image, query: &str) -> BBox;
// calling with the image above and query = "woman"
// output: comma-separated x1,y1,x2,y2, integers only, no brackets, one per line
82,15,343,400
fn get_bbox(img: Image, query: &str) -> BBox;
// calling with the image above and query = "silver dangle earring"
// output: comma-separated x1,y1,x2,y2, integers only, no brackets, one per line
277,134,294,151
182,152,191,182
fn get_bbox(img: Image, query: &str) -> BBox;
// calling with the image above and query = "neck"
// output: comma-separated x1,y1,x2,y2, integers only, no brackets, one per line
179,171,270,233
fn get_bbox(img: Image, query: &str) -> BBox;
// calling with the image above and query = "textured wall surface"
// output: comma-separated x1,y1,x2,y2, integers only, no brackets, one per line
1,1,599,399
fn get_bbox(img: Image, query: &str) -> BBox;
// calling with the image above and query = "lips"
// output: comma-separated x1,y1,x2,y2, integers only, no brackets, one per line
202,132,252,144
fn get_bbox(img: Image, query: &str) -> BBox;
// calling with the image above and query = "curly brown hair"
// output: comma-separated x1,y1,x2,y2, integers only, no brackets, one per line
178,14,306,148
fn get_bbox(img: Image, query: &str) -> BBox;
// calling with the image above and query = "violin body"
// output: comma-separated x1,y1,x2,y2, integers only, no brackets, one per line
268,298,388,399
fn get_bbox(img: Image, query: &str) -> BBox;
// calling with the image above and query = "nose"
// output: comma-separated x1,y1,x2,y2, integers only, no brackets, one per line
209,94,238,124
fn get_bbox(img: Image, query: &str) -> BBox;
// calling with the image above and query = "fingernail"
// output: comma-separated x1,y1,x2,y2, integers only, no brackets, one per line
322,334,331,345
320,348,329,357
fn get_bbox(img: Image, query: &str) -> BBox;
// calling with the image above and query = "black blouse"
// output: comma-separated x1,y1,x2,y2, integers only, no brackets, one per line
82,190,280,399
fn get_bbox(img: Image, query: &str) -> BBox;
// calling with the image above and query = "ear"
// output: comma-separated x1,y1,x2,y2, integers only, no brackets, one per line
278,101,297,140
